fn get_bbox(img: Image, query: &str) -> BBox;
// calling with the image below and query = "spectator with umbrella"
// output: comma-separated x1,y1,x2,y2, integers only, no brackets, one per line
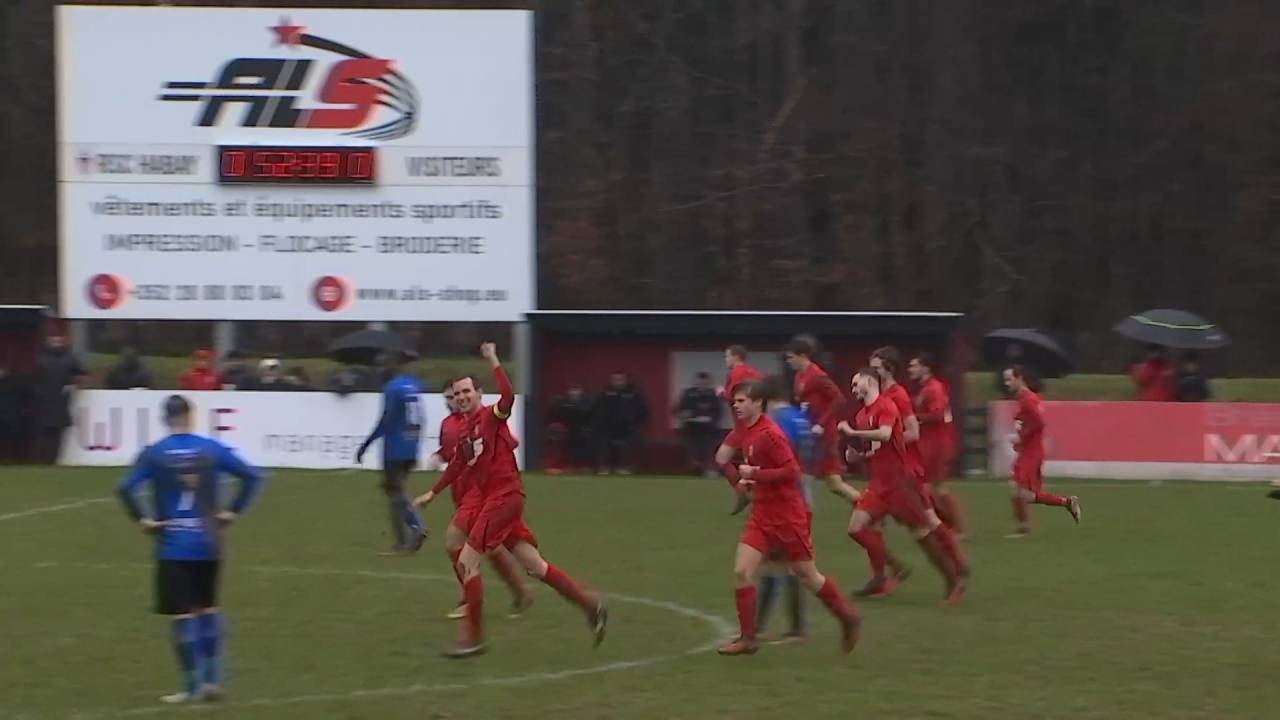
1114,310,1229,402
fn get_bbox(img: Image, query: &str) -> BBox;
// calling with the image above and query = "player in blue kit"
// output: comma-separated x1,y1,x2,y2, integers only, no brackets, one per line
116,395,264,705
754,377,816,643
356,349,429,554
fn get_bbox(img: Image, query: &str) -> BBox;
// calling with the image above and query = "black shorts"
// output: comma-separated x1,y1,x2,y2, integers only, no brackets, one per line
381,459,415,492
155,559,221,615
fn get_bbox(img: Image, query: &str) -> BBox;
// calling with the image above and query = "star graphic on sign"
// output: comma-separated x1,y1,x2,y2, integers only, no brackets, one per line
270,17,305,48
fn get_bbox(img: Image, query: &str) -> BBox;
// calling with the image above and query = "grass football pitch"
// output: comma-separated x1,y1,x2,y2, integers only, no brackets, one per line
2,468,1277,719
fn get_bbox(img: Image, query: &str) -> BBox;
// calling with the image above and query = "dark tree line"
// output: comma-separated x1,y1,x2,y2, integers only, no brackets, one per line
4,1,1278,371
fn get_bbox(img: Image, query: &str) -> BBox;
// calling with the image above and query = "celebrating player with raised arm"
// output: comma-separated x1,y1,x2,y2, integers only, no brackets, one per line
116,395,264,705
784,337,861,504
1004,366,1081,537
421,343,606,659
417,378,531,621
714,381,861,656
839,369,967,605
355,349,428,554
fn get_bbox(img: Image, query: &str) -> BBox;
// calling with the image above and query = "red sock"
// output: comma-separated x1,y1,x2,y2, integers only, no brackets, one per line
541,563,594,613
1011,497,1029,524
489,552,526,599
463,575,484,643
1033,491,1069,507
932,524,968,576
815,577,857,622
734,586,758,640
850,529,887,576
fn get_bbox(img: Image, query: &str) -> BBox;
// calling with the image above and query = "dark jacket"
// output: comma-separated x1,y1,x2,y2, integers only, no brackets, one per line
594,384,649,436
1177,371,1211,402
105,357,153,389
550,394,594,436
33,349,86,429
218,361,252,390
674,386,722,429
329,366,379,396
0,371,22,426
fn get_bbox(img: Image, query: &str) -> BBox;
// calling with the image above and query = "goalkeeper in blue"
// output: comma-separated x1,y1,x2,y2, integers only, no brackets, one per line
356,349,429,554
116,395,264,705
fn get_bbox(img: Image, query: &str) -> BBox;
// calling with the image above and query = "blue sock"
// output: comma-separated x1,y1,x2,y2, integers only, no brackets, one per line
197,612,224,687
396,495,425,534
784,575,806,634
756,575,779,631
171,617,202,696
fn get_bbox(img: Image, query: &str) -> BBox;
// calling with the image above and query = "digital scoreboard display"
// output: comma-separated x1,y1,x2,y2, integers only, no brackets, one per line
216,145,377,185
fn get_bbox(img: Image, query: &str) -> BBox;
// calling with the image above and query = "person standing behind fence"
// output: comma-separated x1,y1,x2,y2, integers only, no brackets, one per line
1176,352,1210,402
549,384,594,473
106,347,154,389
180,350,221,392
1131,346,1177,401
594,372,649,475
32,333,87,465
674,372,723,476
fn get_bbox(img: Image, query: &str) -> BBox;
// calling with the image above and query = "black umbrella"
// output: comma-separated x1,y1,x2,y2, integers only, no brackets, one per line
1114,309,1230,350
982,328,1072,378
326,329,418,365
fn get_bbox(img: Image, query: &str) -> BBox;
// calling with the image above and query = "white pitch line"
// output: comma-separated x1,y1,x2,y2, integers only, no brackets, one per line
15,562,733,720
0,496,112,521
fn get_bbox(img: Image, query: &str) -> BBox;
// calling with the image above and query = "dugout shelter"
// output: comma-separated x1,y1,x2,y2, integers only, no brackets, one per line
524,310,965,472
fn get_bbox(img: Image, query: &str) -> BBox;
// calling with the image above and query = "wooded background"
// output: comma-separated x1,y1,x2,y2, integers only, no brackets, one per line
3,1,1277,370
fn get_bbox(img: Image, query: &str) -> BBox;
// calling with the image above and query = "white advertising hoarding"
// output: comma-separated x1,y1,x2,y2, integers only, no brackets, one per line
56,6,533,320
62,390,524,470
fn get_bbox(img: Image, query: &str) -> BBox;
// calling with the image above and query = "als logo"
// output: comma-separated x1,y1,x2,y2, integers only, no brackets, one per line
158,18,418,141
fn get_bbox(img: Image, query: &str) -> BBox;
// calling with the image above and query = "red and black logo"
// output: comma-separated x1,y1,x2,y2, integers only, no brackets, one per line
312,275,351,312
87,273,127,310
158,18,418,141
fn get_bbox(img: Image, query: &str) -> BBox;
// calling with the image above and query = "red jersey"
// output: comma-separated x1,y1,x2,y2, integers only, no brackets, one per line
431,366,521,500
1014,388,1046,457
884,383,924,479
1132,359,1177,402
723,415,808,522
721,362,764,401
794,363,844,430
853,394,909,490
435,412,470,505
179,367,220,391
914,377,955,446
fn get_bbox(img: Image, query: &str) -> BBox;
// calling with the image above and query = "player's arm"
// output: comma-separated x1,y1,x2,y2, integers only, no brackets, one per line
356,387,396,462
116,451,165,533
215,444,265,522
902,411,921,443
424,418,455,470
416,459,464,507
812,374,845,428
481,343,516,419
1017,397,1044,442
742,436,801,484
716,430,743,486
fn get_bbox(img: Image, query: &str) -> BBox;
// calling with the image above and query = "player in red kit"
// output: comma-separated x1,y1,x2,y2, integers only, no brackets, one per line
418,344,607,658
713,381,861,656
839,369,967,605
722,345,764,514
909,352,967,538
419,379,530,621
1004,366,1081,537
784,338,861,505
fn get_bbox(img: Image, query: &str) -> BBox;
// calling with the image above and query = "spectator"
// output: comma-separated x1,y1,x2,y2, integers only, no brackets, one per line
284,366,312,390
252,357,289,391
673,372,722,475
32,333,87,465
0,365,20,461
178,350,221,391
329,364,377,396
549,383,594,473
593,372,649,475
1176,352,1211,402
218,350,252,389
105,347,153,389
1131,345,1177,401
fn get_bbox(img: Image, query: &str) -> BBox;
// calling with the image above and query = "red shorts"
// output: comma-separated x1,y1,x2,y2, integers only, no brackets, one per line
450,497,483,534
466,492,538,553
856,482,934,529
809,432,843,477
741,512,813,562
919,439,955,485
1013,454,1044,493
